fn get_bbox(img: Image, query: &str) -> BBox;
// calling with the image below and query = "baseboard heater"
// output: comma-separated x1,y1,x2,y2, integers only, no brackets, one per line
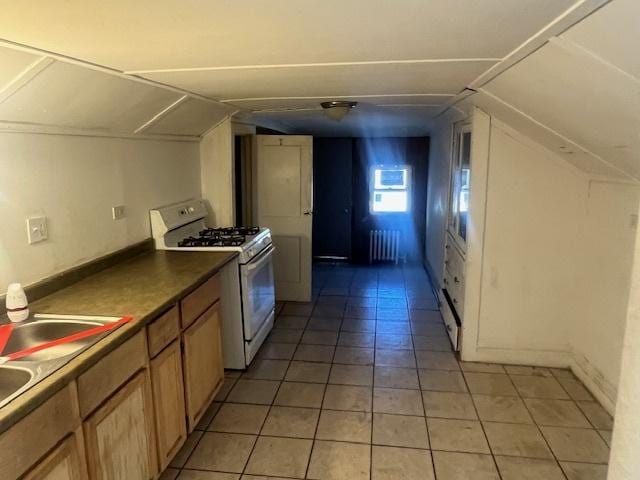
369,229,402,264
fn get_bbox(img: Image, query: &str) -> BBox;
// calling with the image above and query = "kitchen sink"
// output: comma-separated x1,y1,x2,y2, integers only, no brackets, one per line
0,366,33,401
2,320,103,362
0,313,126,409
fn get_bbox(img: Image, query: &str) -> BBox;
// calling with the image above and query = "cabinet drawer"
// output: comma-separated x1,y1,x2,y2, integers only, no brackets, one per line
180,274,220,329
147,306,180,358
444,238,465,281
0,382,80,479
77,330,147,418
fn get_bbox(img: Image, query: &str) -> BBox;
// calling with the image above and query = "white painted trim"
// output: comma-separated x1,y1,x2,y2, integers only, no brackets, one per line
0,38,231,107
570,352,617,415
467,344,617,415
125,58,501,75
550,36,640,86
0,56,54,104
436,0,612,118
223,93,456,104
460,108,491,360
0,121,199,142
200,114,238,138
133,95,188,133
469,346,573,367
474,89,635,182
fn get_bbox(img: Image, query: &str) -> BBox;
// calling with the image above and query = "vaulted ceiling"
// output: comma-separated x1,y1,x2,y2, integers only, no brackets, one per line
0,0,578,137
0,0,638,181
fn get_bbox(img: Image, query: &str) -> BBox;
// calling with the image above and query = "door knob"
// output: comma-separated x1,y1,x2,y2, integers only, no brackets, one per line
303,210,313,215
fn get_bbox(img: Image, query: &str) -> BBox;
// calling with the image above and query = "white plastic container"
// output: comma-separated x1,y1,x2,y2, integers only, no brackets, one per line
6,283,29,322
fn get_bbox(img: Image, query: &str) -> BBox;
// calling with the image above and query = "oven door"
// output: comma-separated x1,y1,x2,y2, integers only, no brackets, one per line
240,245,276,340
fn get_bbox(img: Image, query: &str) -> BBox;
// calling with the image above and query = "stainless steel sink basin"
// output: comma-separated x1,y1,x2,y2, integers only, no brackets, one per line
0,366,33,401
0,313,125,408
3,320,102,361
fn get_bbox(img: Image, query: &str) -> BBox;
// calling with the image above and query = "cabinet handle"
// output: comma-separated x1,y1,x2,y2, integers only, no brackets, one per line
453,298,458,304
454,276,460,283
446,324,452,332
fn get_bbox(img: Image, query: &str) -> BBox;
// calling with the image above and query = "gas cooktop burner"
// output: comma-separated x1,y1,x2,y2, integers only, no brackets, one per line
178,234,245,247
200,227,260,237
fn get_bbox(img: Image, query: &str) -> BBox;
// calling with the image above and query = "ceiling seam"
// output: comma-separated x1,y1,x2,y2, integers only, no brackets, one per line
0,38,233,108
433,0,613,120
124,58,501,75
221,93,456,103
0,56,55,105
133,95,189,134
475,88,635,182
549,36,640,86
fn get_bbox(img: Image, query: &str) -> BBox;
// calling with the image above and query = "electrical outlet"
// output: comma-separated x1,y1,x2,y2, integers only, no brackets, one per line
26,216,48,244
112,205,126,220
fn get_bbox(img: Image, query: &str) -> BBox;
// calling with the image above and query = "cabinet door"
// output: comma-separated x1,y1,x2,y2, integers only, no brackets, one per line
150,340,187,470
83,370,158,480
23,433,86,480
183,301,224,431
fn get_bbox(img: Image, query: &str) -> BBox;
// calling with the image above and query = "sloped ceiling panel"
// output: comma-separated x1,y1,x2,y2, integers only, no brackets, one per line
0,46,42,90
0,0,574,70
483,39,640,180
143,98,236,136
0,59,183,133
142,61,496,100
563,0,640,80
469,91,630,180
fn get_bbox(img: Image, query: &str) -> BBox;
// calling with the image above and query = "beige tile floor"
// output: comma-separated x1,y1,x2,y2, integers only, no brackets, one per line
162,264,612,480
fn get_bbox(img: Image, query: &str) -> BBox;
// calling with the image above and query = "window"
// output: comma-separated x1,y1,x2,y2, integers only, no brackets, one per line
449,124,472,245
370,166,411,213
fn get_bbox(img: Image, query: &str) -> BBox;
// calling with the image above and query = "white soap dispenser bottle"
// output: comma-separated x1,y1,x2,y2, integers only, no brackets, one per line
6,283,29,322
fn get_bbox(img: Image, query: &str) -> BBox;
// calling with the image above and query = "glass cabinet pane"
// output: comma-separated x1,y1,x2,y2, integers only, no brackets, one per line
457,132,471,242
449,125,471,247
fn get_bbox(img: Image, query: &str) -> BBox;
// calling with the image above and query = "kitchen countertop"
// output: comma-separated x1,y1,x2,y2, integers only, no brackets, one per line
0,249,238,433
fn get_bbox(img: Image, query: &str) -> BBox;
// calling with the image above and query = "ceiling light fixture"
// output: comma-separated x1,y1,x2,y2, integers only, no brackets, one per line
321,101,358,121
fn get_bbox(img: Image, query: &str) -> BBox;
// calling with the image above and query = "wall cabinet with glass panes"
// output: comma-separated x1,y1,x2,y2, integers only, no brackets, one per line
441,121,471,350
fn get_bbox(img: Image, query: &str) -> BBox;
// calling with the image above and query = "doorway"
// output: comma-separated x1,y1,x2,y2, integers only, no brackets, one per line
313,138,353,260
312,136,430,265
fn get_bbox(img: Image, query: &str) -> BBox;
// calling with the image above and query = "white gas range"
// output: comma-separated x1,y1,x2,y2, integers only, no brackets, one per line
150,200,275,369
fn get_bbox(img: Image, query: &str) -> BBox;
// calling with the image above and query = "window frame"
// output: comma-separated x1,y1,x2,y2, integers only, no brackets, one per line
369,164,412,215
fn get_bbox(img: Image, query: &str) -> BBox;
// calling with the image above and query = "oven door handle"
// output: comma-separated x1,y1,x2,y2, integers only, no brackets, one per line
246,244,275,272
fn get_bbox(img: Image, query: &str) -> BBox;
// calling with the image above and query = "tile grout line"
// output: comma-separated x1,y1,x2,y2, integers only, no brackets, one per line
506,372,571,480
407,286,438,480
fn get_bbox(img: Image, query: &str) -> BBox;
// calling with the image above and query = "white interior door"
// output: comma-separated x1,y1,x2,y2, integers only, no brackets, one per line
255,135,313,302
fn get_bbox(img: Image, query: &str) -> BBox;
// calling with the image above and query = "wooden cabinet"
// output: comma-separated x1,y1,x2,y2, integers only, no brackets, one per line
182,301,224,431
150,340,187,470
23,433,87,480
180,274,221,328
83,370,158,480
0,383,80,479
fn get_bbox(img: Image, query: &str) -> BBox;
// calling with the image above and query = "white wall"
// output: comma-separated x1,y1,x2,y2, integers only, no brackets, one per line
607,214,640,479
474,123,581,356
200,118,235,227
572,181,639,404
0,132,200,292
426,112,639,412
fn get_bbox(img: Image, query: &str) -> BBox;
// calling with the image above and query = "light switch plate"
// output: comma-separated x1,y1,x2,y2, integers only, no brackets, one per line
112,205,126,220
26,216,48,244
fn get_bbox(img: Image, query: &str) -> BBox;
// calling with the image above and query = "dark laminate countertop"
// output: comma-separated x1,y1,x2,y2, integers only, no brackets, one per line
0,249,238,432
